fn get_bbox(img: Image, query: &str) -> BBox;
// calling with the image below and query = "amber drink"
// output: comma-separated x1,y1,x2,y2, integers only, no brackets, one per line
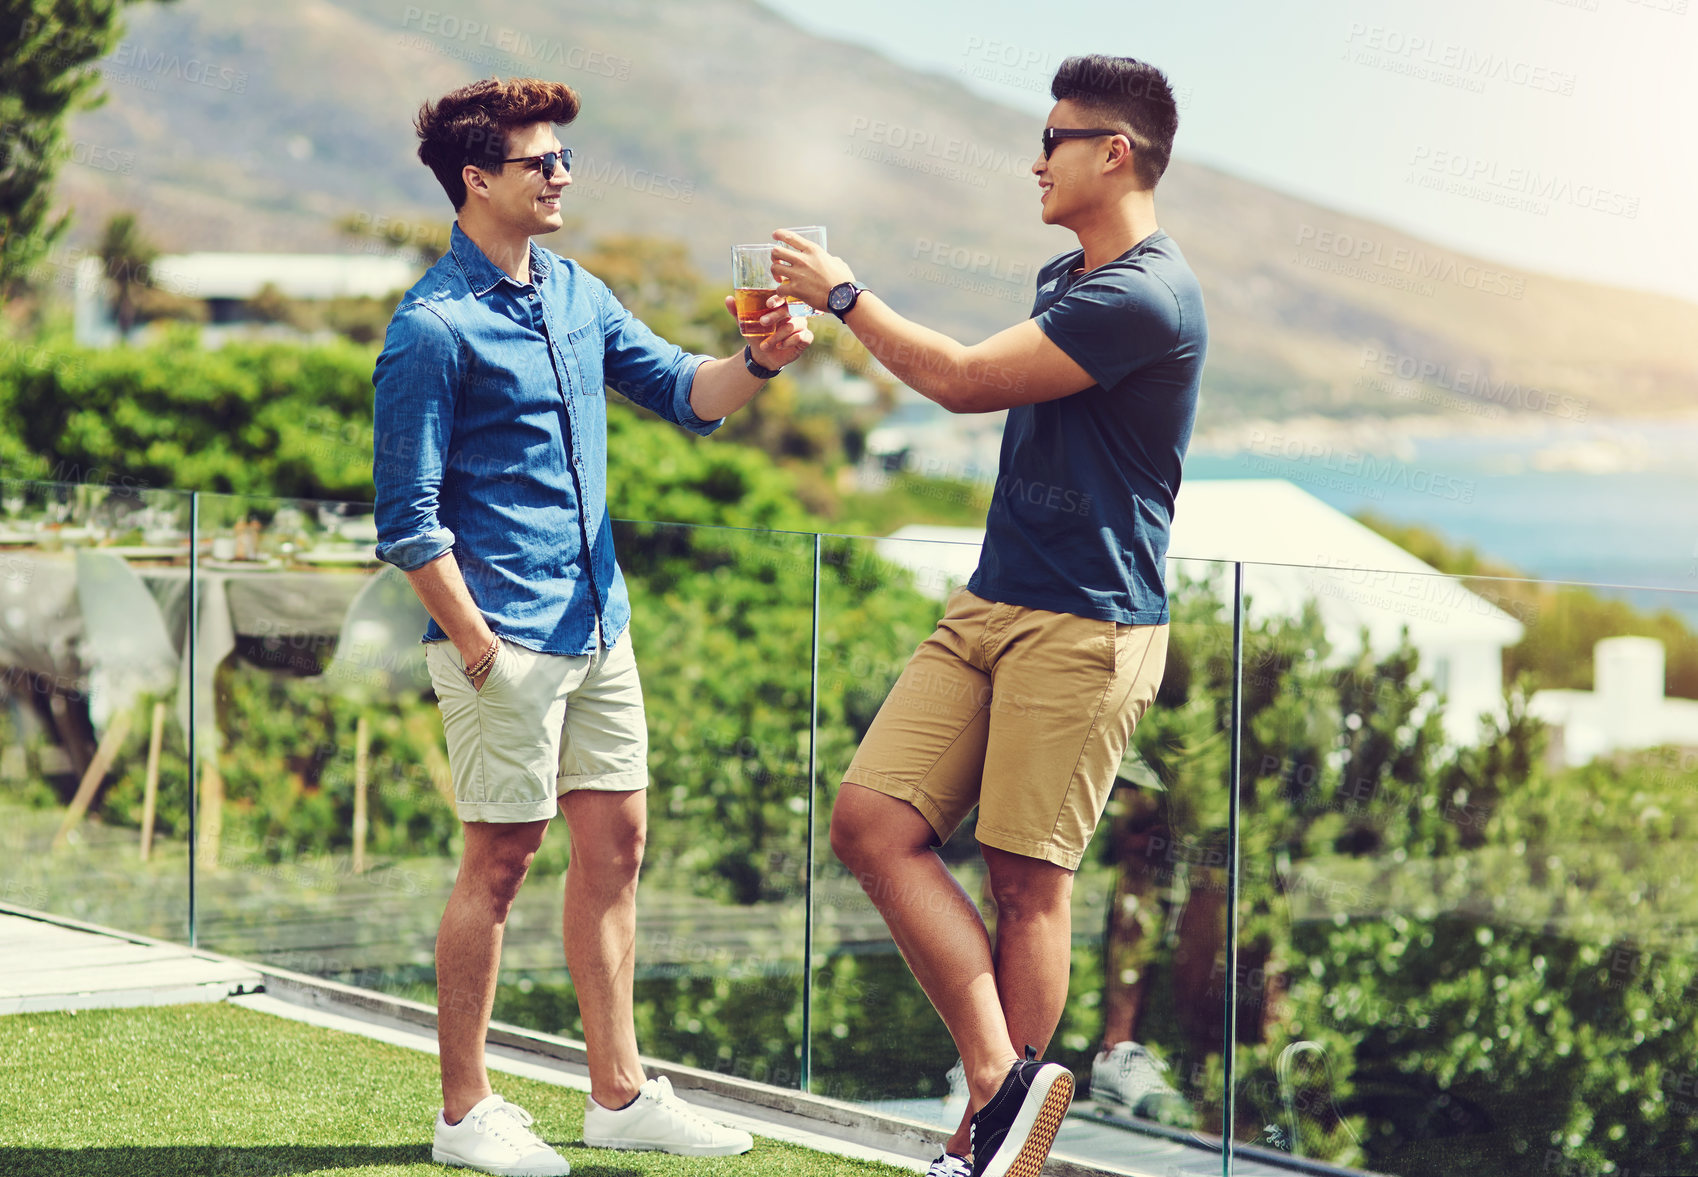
732,243,778,338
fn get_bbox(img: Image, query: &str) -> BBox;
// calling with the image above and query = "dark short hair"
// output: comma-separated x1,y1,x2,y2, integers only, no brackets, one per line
1050,55,1178,190
415,77,581,209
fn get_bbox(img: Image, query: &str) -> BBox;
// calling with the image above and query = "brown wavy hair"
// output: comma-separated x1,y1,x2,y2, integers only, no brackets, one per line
415,77,581,209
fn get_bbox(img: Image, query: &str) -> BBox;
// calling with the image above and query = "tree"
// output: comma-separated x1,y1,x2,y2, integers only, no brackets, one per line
96,210,155,336
0,0,171,297
334,210,451,270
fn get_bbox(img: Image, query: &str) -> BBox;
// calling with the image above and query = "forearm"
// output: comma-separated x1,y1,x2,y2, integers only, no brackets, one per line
401,551,494,663
840,294,975,410
687,354,768,422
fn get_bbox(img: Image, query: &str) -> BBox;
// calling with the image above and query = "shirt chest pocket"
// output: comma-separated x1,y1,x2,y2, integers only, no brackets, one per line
562,318,604,397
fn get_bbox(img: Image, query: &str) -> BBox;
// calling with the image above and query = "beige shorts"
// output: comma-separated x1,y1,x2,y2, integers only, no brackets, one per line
424,635,649,824
843,587,1168,870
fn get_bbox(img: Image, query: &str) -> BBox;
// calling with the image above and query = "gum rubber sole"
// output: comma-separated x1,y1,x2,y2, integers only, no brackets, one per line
981,1069,1075,1177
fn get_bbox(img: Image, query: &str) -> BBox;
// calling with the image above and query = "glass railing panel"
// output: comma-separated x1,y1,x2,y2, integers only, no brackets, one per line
189,491,431,975
600,518,816,1085
0,477,195,943
188,504,817,1087
1232,558,1698,1177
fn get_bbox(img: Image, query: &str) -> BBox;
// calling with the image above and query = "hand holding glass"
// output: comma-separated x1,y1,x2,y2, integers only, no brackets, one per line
778,226,827,317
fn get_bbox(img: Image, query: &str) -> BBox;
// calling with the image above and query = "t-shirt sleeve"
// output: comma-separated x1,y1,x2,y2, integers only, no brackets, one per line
1034,268,1183,392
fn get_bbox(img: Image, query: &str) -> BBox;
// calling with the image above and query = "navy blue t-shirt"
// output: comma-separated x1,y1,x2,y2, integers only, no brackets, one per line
966,230,1207,625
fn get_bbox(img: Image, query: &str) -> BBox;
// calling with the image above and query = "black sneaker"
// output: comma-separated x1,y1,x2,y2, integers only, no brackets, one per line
926,1152,972,1177
968,1049,1075,1177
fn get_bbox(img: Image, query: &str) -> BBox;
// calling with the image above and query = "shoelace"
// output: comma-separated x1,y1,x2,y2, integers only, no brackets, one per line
649,1078,720,1134
472,1099,544,1153
1119,1046,1171,1082
930,1153,972,1177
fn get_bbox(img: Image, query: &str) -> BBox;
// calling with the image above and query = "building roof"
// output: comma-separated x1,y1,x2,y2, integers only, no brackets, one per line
145,252,421,301
879,479,1525,650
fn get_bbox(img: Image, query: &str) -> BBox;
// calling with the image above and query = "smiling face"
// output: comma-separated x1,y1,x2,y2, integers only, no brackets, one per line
1032,98,1129,228
466,121,570,237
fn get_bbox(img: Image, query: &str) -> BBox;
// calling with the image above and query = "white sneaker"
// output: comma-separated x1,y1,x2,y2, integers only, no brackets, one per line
926,1152,973,1177
582,1075,754,1156
432,1093,571,1176
1090,1041,1195,1126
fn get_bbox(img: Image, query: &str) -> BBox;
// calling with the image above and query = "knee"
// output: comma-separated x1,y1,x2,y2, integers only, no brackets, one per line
829,807,875,872
574,825,646,888
987,861,1072,922
476,853,535,922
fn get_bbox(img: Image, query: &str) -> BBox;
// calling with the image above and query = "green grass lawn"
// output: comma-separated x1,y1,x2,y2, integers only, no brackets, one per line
0,1003,915,1177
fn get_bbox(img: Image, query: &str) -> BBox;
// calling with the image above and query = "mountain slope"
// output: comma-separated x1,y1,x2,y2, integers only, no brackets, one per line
54,0,1698,421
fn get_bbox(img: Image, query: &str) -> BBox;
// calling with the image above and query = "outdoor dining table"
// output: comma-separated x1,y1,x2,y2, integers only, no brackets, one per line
0,547,375,758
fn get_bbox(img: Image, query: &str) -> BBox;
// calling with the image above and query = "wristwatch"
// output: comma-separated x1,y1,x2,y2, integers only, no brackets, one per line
743,344,783,380
827,282,867,321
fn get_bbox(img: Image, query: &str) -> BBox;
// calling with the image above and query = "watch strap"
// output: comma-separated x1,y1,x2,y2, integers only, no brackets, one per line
743,344,783,380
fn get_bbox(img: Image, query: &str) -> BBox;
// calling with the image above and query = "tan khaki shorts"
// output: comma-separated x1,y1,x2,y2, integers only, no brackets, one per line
424,635,648,824
843,587,1167,870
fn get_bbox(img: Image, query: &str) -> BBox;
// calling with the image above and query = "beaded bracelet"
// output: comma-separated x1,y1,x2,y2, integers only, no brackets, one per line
464,637,499,680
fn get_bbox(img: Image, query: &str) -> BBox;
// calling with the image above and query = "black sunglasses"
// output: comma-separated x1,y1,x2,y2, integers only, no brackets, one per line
1041,127,1125,159
500,147,573,176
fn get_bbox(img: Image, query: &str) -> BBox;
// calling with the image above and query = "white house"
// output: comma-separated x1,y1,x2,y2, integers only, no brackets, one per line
874,479,1525,748
74,252,420,346
862,397,1007,486
1529,637,1698,766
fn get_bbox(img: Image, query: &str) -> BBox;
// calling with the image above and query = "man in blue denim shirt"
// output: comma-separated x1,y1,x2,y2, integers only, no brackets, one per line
373,78,811,1176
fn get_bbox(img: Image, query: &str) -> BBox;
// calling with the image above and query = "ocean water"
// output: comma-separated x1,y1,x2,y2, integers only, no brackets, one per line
1185,418,1698,625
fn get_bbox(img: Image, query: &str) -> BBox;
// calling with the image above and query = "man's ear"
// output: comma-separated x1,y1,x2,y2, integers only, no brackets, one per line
462,165,488,199
1105,135,1134,173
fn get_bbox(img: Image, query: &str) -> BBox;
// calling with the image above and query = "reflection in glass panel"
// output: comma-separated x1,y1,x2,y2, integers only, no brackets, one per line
1237,559,1698,1177
1079,556,1234,1168
0,478,195,943
810,537,1233,1172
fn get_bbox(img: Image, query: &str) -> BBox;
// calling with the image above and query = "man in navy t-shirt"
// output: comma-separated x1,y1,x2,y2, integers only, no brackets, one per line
775,53,1206,1177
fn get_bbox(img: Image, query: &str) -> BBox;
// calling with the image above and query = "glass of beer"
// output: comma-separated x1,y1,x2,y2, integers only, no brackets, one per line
732,243,779,339
780,225,827,317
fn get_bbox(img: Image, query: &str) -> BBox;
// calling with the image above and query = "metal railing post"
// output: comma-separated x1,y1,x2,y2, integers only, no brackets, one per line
1223,561,1245,1177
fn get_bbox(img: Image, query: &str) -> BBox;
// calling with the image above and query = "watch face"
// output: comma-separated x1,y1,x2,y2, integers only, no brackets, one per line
829,283,855,312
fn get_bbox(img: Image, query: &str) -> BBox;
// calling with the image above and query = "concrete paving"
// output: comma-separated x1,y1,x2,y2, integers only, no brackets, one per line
0,909,261,1015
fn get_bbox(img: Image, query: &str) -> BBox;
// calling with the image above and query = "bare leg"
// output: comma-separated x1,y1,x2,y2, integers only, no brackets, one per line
559,787,648,1109
830,785,1020,1122
937,844,1078,1156
437,818,550,1123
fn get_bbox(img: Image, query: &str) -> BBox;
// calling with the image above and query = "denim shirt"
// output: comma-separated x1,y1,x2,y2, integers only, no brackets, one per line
372,222,721,655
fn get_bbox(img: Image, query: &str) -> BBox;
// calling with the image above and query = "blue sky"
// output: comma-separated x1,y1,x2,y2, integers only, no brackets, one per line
759,0,1698,305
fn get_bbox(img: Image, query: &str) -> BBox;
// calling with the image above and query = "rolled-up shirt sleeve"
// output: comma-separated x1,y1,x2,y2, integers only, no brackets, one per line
373,302,463,571
595,279,721,436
